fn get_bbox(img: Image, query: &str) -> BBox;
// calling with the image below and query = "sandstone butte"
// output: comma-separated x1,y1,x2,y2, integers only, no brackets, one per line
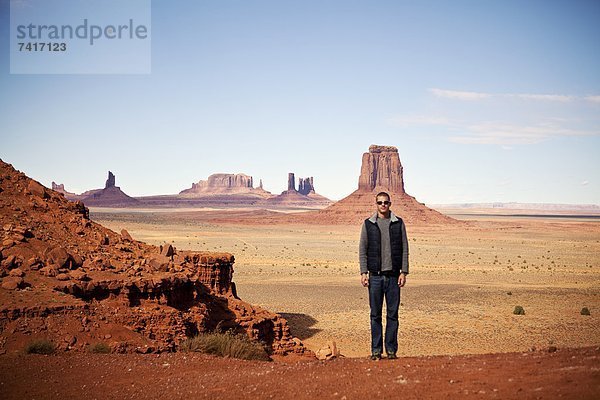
311,145,458,225
0,159,308,356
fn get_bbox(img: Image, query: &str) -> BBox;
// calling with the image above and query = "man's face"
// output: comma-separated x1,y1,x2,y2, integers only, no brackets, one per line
376,195,391,213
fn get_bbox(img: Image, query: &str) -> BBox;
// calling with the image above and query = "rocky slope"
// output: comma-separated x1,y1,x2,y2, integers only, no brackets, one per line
0,159,306,356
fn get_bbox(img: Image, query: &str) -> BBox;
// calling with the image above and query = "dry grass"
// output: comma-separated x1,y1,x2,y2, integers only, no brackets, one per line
90,343,111,354
25,339,55,355
179,332,271,361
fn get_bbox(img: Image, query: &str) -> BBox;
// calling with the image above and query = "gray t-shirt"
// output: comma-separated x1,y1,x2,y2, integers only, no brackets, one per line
376,216,393,271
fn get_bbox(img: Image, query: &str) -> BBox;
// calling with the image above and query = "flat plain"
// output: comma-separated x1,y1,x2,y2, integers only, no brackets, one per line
91,208,600,358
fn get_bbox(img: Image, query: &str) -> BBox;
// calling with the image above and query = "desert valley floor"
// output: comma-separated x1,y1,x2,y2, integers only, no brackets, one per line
89,208,600,358
2,206,599,399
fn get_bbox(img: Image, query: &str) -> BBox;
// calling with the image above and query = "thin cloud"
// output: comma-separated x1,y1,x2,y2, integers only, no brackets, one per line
511,94,575,102
390,114,599,145
585,96,600,103
581,180,589,186
430,88,596,103
429,88,491,101
449,122,597,145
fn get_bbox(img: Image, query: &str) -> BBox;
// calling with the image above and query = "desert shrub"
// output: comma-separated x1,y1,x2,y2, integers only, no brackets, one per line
179,331,270,361
90,342,111,354
25,339,55,354
513,305,525,315
581,307,591,316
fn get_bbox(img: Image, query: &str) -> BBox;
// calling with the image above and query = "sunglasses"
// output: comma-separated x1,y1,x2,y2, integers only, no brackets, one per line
376,201,390,205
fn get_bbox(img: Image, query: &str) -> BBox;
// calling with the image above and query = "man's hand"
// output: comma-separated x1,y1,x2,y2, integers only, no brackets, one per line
399,273,407,287
361,273,369,287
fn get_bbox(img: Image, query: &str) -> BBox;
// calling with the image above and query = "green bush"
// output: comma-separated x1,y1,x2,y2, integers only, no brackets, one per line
513,305,525,315
180,331,270,361
90,342,111,354
581,307,591,316
25,339,55,354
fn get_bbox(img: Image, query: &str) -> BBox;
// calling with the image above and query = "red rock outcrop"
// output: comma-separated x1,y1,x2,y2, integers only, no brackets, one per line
313,145,456,225
358,145,405,193
0,159,307,356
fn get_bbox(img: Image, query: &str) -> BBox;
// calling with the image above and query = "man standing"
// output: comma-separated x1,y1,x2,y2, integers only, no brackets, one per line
359,192,409,360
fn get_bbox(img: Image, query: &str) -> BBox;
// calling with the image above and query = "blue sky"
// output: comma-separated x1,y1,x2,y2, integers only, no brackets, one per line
1,0,599,204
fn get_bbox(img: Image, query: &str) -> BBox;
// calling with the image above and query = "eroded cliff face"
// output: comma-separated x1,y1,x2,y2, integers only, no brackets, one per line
0,160,307,356
358,145,405,193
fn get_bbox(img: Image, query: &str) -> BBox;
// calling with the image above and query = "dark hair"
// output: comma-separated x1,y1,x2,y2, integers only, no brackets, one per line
375,192,390,201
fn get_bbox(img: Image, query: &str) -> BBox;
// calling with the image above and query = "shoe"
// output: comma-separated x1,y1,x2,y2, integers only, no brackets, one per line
370,353,382,360
387,353,398,359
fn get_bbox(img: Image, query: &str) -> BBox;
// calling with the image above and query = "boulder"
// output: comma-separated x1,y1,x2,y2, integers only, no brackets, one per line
27,180,49,199
46,247,70,268
160,244,174,258
315,341,340,360
1,276,24,290
121,229,133,242
9,268,24,277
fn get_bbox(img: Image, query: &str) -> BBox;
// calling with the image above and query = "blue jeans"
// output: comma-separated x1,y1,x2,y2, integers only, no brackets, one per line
368,274,400,355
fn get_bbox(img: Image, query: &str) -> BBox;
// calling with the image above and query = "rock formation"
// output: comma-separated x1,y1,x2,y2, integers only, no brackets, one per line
0,159,307,356
287,173,296,191
105,171,116,189
51,182,81,201
262,173,332,208
358,145,404,193
80,171,139,207
314,145,455,225
179,173,271,199
298,177,314,195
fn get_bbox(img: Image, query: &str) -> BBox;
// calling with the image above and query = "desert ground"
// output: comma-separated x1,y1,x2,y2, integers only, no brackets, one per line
1,346,598,399
89,208,600,359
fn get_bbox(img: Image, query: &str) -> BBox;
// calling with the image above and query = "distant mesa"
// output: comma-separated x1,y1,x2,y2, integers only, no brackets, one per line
52,172,138,207
179,173,272,198
51,182,79,200
315,145,455,225
263,172,332,207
